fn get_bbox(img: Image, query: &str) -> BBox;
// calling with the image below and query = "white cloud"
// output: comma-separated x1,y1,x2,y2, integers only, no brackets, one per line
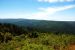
66,0,74,2
37,0,74,3
27,5,75,20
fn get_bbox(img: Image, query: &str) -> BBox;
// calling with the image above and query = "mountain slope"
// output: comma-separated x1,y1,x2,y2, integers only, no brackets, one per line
0,19,75,33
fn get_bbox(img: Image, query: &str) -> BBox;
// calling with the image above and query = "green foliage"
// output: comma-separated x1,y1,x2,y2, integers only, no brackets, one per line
1,33,75,50
28,32,39,38
0,32,12,43
0,23,75,50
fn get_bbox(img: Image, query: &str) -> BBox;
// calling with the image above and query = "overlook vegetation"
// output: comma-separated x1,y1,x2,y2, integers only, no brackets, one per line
0,19,75,50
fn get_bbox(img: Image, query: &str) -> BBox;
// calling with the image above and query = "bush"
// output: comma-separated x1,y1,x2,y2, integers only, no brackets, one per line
28,32,39,38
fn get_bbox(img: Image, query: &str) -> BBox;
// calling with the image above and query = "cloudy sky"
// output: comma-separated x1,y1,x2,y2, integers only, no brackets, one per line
0,0,75,21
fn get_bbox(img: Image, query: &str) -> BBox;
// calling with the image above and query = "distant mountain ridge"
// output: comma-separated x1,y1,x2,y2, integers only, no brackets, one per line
0,19,75,33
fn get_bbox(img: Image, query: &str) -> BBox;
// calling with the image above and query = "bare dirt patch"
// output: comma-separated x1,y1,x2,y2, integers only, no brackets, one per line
65,44,75,50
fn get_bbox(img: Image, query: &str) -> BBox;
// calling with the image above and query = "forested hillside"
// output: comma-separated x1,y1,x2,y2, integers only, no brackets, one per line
0,19,75,33
0,19,75,50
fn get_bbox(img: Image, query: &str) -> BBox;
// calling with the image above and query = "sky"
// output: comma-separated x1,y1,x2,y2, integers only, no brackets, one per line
0,0,75,21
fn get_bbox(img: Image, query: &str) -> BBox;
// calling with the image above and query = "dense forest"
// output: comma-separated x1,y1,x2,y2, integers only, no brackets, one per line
0,19,75,50
0,19,75,33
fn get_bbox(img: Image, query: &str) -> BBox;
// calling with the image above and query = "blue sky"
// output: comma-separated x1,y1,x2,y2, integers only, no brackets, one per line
0,0,75,21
